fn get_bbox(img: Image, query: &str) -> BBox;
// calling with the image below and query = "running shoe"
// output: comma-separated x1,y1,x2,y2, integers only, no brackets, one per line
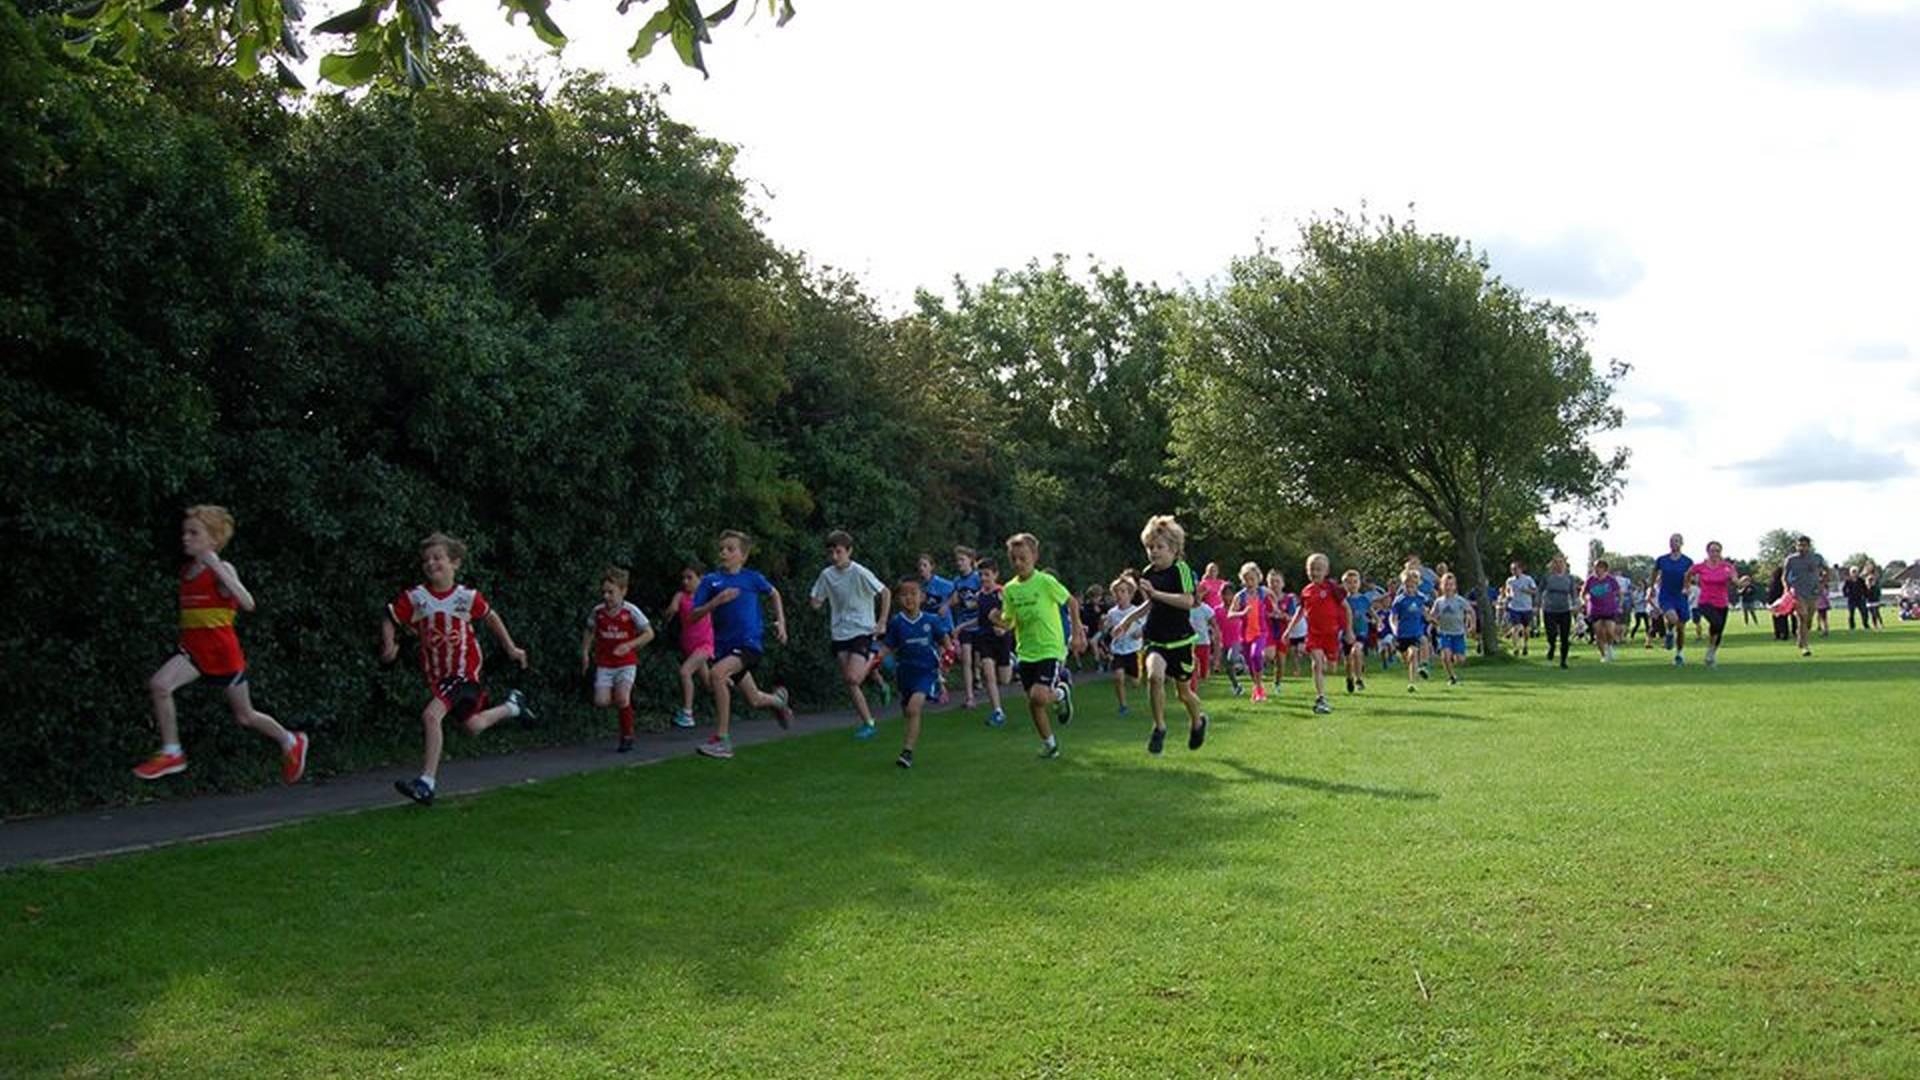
1673,654,1684,667
1232,683,1245,697
1418,664,1431,680
896,749,913,769
1406,684,1416,694
696,736,734,759
1448,674,1459,686
1664,631,1675,650
617,736,635,753
133,751,187,781
1345,674,1355,694
281,733,309,784
1148,727,1166,756
508,689,538,728
1118,704,1130,717
853,722,877,741
771,687,794,730
1038,741,1061,760
672,708,696,729
1054,682,1074,726
1188,714,1208,750
1312,697,1331,715
1801,648,1812,657
394,777,434,806
1704,655,1717,668
1356,678,1366,691
987,708,1005,728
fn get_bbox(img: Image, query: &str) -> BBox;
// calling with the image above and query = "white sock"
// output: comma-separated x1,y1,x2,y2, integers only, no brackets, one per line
161,743,182,756
419,774,436,791
278,731,297,750
1043,735,1057,749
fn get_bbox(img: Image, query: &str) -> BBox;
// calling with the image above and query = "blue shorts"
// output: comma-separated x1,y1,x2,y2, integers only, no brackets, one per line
1660,596,1690,622
896,666,940,704
1437,633,1468,656
1506,609,1533,628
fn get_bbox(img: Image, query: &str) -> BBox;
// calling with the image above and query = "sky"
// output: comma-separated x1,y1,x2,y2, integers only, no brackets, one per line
415,0,1919,564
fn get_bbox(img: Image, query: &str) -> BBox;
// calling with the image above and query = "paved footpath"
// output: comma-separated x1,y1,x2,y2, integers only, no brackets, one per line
1,696,990,870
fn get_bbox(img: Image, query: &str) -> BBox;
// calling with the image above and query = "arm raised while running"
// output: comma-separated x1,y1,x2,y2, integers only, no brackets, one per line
484,609,529,668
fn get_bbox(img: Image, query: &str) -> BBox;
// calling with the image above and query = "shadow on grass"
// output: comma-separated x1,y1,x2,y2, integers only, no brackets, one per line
0,719,1440,1073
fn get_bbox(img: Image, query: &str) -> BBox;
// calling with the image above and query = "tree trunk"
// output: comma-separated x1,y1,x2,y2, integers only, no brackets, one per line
1454,522,1500,656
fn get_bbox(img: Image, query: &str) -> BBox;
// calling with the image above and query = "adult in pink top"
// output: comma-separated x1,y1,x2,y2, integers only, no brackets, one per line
1684,540,1737,666
1198,563,1229,609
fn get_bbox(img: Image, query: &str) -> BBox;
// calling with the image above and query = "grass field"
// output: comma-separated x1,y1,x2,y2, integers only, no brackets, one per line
3,620,1916,1078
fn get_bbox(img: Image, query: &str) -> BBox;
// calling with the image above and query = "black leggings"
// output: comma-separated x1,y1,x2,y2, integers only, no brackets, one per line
1700,604,1728,643
1847,598,1870,628
1544,611,1572,654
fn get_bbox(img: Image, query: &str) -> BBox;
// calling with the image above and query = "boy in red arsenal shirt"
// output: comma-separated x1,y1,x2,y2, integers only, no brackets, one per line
384,532,534,806
134,505,310,784
1283,553,1351,717
580,565,655,753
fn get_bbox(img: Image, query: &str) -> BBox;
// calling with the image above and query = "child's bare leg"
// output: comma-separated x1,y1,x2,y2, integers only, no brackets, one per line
223,681,293,748
419,698,449,779
1026,684,1054,740
1146,653,1169,731
677,655,700,713
1175,664,1203,727
903,693,925,751
841,652,875,725
464,698,520,735
147,653,198,749
736,672,783,711
980,660,1003,711
1311,652,1328,698
1114,666,1128,709
959,643,976,705
709,656,741,737
594,683,613,709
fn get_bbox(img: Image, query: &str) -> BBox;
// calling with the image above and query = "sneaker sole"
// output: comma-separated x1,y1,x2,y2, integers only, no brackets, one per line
133,762,187,781
392,779,434,806
283,735,309,784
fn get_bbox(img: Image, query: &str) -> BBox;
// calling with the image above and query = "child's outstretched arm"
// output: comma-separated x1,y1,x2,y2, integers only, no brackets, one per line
380,613,400,664
201,551,257,612
485,609,529,667
618,624,656,656
580,625,596,673
769,587,789,645
875,585,893,630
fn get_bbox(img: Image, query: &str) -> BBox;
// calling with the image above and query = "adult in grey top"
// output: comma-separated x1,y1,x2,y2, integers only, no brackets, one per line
1539,555,1578,667
1781,535,1829,655
1540,571,1579,613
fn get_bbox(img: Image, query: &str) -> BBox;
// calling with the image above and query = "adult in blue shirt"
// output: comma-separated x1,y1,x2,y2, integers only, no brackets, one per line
1651,533,1695,665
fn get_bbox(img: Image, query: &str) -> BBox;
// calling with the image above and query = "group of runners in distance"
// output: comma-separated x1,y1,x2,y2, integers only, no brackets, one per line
133,508,1845,806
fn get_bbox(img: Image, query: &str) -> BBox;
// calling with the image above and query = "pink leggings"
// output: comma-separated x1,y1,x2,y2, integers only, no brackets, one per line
1243,637,1268,676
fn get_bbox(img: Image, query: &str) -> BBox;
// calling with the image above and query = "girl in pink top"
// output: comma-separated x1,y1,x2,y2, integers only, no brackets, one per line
1199,563,1229,609
1685,541,1739,666
665,564,715,728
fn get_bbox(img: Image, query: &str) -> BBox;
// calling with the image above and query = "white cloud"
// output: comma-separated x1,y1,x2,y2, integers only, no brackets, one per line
1719,431,1914,486
1483,230,1646,301
1751,7,1920,90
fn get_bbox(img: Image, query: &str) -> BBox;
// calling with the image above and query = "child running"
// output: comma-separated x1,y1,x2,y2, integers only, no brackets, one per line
581,566,654,752
808,529,891,741
386,532,534,806
1102,576,1147,715
692,530,795,760
664,564,713,729
969,558,1011,726
1430,573,1475,685
1341,569,1373,693
134,506,310,785
991,533,1086,758
1133,515,1208,754
1188,592,1217,694
1282,553,1349,715
1228,563,1274,702
1390,570,1430,692
872,577,951,769
946,547,983,706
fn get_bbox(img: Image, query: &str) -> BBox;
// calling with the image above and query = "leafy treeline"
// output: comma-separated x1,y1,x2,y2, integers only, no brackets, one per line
1,10,1625,813
0,13,1195,813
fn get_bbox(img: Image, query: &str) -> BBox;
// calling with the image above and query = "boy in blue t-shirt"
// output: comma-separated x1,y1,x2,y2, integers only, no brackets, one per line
875,577,953,769
1390,570,1430,693
691,530,795,760
1651,533,1695,664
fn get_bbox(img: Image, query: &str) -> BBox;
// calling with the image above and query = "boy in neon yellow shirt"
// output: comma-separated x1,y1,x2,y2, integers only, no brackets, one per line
991,532,1087,758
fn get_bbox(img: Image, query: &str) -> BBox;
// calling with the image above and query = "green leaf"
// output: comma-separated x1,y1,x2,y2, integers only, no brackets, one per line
775,0,793,27
500,0,566,47
235,30,261,78
626,6,673,60
274,58,306,89
318,47,384,86
146,0,188,13
312,4,378,33
64,0,107,21
669,0,709,42
704,0,736,25
669,16,705,75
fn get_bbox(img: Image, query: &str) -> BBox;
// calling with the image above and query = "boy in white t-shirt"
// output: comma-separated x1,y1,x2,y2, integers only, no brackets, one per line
1187,600,1216,695
1101,576,1147,715
808,529,891,740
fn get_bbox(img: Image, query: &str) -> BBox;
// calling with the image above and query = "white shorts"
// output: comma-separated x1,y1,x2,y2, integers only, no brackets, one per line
594,665,638,691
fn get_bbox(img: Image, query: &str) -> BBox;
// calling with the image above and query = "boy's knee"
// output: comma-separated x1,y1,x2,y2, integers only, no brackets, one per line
148,676,172,698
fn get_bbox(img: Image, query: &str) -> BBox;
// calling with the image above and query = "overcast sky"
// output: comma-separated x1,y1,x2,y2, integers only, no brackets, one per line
430,0,1919,564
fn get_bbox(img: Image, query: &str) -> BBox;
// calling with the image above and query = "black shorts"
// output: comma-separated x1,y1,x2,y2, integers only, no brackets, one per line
1699,605,1728,635
1112,651,1143,679
830,635,873,658
1016,658,1064,692
434,676,488,725
715,645,762,683
1148,643,1195,681
1395,636,1422,653
973,632,1011,665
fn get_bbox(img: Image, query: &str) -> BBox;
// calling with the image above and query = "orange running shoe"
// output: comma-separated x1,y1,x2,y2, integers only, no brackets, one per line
281,733,309,784
132,751,187,780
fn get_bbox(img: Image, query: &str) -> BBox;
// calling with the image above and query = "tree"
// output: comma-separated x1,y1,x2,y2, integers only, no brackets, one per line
1842,552,1875,572
1169,213,1629,654
63,0,793,89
